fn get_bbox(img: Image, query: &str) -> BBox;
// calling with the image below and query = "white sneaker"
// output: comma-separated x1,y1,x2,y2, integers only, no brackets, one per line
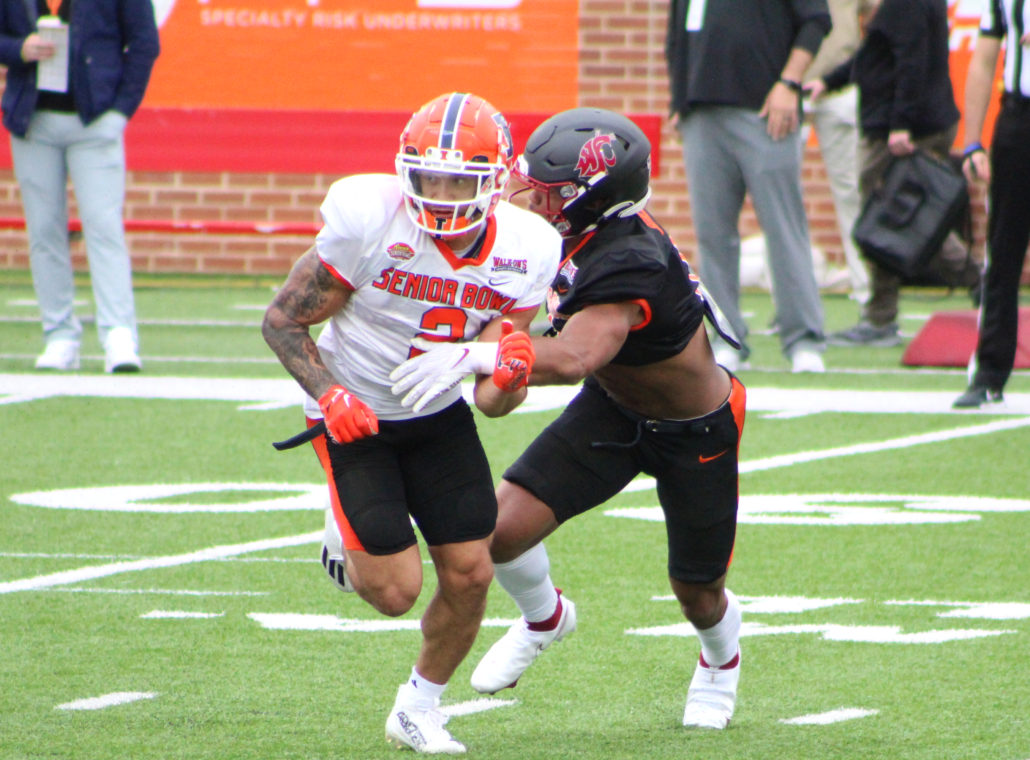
790,347,825,374
104,326,141,373
683,651,741,729
35,339,80,371
385,688,466,754
470,595,576,694
320,505,354,593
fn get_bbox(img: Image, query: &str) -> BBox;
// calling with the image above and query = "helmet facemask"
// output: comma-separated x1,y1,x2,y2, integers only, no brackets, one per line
509,156,584,236
397,149,508,236
396,92,514,238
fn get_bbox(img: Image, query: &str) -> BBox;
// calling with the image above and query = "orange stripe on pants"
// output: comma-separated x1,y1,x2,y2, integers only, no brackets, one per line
307,417,366,553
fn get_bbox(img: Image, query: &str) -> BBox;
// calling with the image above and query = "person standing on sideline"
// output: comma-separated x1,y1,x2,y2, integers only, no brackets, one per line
390,108,748,731
0,0,159,372
953,2,1030,408
803,0,869,305
808,0,982,348
263,92,561,754
666,0,831,374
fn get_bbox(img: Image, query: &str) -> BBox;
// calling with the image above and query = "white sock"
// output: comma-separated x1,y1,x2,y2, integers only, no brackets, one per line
493,543,560,623
401,667,446,709
695,588,741,668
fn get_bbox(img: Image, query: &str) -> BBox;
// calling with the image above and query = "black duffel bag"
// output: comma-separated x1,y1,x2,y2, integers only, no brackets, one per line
852,149,970,279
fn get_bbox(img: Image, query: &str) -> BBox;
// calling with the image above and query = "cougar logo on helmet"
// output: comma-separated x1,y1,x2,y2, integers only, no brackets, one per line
575,134,617,179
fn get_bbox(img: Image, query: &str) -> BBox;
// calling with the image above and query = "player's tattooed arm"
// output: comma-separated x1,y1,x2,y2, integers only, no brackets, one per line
262,247,351,400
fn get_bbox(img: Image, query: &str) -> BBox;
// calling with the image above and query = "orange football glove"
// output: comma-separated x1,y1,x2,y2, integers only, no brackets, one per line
318,385,379,444
493,321,535,392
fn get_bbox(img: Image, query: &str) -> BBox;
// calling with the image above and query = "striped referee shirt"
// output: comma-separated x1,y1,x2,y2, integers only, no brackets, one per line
980,0,1030,96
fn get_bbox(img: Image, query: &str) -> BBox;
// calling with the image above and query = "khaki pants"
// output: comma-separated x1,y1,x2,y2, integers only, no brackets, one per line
858,125,980,327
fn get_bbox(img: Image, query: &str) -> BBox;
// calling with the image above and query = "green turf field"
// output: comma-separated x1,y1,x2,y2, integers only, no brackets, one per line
1,274,1027,760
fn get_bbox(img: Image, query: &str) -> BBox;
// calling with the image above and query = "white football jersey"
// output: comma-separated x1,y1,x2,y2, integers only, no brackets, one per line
304,173,562,421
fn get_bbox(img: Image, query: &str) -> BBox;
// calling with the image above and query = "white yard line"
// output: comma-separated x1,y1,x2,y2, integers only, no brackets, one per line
0,531,320,594
56,692,158,711
780,708,879,725
2,373,1030,414
623,416,1030,492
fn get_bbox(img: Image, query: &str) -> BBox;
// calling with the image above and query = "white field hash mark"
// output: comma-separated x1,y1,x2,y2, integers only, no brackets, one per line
780,708,879,725
56,692,158,711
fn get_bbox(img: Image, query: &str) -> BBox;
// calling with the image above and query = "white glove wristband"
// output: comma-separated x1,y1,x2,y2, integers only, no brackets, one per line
389,339,499,413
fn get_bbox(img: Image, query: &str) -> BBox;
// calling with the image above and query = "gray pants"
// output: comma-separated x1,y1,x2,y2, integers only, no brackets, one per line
679,106,825,360
11,110,137,346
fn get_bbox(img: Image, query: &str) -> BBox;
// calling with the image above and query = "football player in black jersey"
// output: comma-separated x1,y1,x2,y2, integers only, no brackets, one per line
391,108,748,730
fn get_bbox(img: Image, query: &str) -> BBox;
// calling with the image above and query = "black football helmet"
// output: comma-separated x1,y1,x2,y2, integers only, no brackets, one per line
512,107,652,237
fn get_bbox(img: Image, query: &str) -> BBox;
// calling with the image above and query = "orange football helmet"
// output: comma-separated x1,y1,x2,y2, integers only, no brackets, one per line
396,92,514,236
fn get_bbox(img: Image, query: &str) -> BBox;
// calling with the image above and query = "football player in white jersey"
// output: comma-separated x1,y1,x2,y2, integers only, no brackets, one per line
262,92,561,754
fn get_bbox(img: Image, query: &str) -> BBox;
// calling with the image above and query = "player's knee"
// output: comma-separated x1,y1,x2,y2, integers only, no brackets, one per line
674,580,725,628
437,557,494,600
361,580,420,617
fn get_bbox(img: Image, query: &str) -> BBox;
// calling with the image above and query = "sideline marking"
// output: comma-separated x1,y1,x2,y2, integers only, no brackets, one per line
56,692,158,711
440,699,517,718
0,531,320,594
780,708,879,726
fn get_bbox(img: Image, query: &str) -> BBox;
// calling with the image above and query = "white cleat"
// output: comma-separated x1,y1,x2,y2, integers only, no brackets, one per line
320,505,354,593
470,595,576,694
35,339,80,371
385,689,466,754
790,347,825,374
683,650,741,729
103,326,141,373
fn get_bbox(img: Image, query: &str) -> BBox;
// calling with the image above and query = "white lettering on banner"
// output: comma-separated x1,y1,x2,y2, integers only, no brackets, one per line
195,7,520,32
311,10,360,28
200,7,310,27
361,12,520,31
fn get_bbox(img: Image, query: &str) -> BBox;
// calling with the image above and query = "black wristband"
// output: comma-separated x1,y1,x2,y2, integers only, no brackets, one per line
779,77,803,94
963,141,985,159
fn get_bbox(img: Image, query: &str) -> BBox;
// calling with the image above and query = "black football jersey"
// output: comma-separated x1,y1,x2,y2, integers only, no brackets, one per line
551,212,705,366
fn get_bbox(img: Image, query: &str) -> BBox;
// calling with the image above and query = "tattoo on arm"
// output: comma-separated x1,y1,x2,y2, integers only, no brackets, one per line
262,249,348,399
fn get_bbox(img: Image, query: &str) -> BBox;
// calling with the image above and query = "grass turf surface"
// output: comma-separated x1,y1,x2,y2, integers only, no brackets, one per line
1,275,1027,759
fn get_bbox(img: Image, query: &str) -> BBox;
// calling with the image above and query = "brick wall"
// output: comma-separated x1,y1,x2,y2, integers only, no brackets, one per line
0,0,994,279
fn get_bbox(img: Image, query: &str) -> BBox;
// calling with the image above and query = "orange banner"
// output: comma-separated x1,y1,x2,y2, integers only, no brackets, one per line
144,0,578,113
948,0,1005,147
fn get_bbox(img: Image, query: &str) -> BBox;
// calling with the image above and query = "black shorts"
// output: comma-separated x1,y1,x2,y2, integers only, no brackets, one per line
503,376,745,584
314,399,497,555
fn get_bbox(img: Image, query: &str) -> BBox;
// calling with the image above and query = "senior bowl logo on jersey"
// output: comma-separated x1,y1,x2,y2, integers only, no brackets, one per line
575,133,617,179
387,242,416,261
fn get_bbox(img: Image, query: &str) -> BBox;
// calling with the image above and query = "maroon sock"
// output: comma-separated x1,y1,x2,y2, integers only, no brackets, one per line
527,592,563,632
699,651,740,670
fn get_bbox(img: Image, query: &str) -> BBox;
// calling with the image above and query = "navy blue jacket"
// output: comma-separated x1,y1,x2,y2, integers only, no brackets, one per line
0,0,159,137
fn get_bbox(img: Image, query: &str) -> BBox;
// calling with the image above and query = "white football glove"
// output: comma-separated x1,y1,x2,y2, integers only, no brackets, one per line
390,338,498,413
